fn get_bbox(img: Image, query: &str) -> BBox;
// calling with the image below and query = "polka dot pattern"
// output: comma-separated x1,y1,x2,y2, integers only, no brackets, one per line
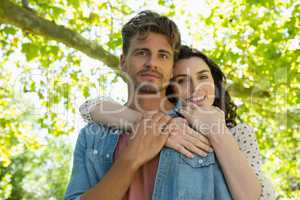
79,96,114,123
230,123,275,200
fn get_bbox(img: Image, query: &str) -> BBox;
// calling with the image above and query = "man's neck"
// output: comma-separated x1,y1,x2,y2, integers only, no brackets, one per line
127,90,174,113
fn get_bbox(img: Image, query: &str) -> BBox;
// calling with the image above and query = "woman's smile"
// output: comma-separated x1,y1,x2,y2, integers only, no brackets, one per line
187,95,206,105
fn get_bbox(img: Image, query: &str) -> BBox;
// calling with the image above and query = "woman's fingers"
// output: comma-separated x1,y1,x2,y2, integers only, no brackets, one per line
178,107,188,116
166,139,194,158
166,130,213,158
183,123,213,152
186,126,211,146
179,103,201,121
164,116,216,158
181,140,208,157
184,133,213,153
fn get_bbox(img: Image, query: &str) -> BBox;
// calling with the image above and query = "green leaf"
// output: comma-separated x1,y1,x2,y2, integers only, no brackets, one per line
83,86,90,97
2,27,17,35
21,43,39,61
67,0,80,8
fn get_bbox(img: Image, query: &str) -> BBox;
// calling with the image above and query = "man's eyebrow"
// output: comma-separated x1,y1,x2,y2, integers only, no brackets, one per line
133,48,150,53
132,48,172,56
158,49,172,56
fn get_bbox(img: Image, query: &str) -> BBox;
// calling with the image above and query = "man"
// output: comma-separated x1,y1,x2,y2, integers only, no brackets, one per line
64,11,232,200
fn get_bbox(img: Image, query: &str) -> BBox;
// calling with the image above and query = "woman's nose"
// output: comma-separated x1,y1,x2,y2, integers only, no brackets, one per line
187,80,195,95
191,79,199,93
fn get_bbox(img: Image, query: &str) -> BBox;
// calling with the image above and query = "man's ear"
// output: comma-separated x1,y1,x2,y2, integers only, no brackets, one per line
120,54,127,72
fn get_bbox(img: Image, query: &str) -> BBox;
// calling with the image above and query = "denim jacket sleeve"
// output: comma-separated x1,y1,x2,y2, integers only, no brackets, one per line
64,127,90,200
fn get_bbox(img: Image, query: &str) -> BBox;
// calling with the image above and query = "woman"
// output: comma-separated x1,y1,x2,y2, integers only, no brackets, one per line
80,45,275,199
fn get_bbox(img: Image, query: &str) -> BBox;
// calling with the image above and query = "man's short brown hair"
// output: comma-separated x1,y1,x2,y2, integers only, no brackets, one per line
121,10,181,60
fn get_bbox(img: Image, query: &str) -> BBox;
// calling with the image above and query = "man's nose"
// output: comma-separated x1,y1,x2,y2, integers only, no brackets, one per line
144,55,159,70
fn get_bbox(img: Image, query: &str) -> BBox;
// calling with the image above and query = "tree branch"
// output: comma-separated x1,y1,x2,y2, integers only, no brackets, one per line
228,83,270,99
0,0,270,98
0,0,120,73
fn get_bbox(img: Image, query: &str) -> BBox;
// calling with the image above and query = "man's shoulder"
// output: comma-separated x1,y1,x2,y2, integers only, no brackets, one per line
80,122,110,134
78,123,120,146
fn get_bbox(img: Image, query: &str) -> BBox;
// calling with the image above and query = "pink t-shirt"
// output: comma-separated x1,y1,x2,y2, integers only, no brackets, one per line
113,133,159,200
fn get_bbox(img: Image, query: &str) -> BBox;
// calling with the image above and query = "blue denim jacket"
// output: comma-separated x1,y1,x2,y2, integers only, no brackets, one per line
64,102,232,200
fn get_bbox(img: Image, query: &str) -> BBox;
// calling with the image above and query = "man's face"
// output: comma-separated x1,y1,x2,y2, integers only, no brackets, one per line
121,32,174,94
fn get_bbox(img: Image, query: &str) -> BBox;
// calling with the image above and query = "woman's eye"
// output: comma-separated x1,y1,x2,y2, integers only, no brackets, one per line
177,79,187,84
198,75,208,80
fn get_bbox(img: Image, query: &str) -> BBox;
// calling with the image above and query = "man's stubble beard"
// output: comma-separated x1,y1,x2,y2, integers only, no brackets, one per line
137,84,161,94
135,80,165,94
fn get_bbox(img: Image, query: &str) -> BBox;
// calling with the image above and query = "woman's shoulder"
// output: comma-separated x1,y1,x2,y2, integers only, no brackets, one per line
79,96,115,112
79,96,116,123
229,123,260,156
229,123,255,137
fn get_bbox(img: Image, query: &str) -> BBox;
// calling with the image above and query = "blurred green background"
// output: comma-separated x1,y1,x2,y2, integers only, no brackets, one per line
0,0,299,199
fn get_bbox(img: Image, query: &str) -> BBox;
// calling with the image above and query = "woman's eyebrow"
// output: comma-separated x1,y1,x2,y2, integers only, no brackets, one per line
172,74,188,79
197,69,210,75
173,69,210,79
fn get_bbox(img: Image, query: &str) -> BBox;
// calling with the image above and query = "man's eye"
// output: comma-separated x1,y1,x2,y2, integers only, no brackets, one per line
136,51,147,56
160,54,169,60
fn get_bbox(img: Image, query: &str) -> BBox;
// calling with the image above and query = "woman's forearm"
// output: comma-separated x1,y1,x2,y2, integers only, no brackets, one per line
210,128,262,200
90,101,142,131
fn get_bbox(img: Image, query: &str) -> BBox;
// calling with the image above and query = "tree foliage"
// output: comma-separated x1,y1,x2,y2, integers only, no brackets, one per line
0,0,299,199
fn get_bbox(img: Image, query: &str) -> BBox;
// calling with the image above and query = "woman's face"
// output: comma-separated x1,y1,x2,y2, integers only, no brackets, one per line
172,57,215,106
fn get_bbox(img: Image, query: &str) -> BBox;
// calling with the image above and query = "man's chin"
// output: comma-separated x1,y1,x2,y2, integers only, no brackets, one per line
137,85,160,94
133,80,167,94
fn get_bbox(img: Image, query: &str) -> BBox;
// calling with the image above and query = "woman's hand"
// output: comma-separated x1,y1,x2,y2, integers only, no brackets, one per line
164,117,213,158
178,103,227,140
